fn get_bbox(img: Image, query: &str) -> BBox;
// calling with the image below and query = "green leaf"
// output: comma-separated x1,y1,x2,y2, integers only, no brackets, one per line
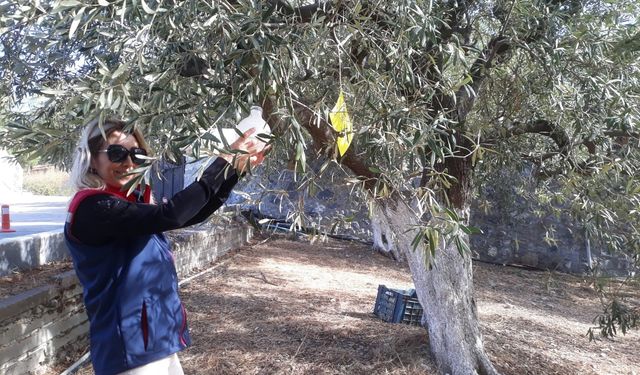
444,208,460,222
111,63,129,80
140,0,155,14
54,0,81,10
460,224,483,235
427,228,439,257
411,229,424,251
69,7,86,39
38,88,66,96
454,236,470,257
118,0,126,23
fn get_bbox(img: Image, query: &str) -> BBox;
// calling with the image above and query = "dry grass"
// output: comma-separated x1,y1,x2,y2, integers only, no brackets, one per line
47,236,640,375
179,238,434,375
23,168,73,196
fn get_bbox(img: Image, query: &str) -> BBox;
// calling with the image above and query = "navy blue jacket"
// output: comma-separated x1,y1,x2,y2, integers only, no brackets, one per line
64,158,238,375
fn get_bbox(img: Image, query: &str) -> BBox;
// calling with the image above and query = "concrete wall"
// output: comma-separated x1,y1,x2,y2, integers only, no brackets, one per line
0,231,67,277
0,216,253,375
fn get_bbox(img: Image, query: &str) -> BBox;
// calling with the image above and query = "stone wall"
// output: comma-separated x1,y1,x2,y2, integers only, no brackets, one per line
470,200,589,273
470,169,636,276
470,209,636,276
0,216,252,375
229,160,637,276
226,161,371,240
0,271,88,375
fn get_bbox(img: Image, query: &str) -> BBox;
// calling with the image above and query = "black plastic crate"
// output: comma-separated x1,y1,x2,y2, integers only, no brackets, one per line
373,285,424,326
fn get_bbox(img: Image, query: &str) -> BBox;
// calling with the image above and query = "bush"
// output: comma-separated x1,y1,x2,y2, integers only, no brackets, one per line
23,168,73,196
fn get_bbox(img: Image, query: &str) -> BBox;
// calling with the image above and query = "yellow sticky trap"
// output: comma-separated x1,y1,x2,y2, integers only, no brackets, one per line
329,91,354,157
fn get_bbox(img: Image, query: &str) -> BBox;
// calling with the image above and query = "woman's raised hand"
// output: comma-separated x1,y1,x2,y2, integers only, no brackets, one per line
219,128,270,175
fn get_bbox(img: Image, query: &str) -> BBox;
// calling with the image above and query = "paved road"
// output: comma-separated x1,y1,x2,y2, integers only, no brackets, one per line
0,194,69,239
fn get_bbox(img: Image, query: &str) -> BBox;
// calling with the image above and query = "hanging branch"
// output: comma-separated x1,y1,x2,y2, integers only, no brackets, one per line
261,95,379,190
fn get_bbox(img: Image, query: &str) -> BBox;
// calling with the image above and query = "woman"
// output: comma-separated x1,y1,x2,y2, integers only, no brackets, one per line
65,117,267,375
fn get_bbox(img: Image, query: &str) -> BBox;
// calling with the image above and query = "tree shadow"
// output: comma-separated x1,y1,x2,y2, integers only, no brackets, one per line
182,288,433,375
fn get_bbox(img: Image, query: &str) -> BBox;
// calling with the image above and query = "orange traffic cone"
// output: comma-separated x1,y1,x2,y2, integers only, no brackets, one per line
1,204,16,233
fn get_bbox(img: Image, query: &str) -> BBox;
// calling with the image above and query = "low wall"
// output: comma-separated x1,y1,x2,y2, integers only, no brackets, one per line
0,231,67,277
0,217,253,375
469,166,638,277
0,271,87,375
471,199,636,277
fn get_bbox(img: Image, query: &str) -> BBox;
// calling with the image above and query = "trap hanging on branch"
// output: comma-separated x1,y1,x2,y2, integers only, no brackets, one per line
329,90,354,157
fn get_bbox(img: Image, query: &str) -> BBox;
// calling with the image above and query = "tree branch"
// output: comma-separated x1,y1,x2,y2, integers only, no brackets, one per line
603,130,640,139
268,0,333,23
485,119,571,154
468,36,511,94
438,0,476,43
421,1,476,118
450,35,513,123
261,96,379,191
521,151,560,163
535,159,599,180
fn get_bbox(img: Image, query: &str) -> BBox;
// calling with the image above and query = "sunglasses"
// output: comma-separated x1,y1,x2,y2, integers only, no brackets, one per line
98,144,148,165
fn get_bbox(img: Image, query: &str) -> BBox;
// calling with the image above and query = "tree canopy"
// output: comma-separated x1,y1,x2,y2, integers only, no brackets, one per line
1,0,639,371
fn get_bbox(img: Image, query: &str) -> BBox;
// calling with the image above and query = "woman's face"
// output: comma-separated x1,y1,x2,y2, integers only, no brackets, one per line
91,130,141,189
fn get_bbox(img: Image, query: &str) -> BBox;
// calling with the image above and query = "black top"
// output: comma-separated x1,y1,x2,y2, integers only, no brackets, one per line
71,158,239,246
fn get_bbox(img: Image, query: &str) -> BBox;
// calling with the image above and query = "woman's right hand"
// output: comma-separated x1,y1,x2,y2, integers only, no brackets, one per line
219,128,270,175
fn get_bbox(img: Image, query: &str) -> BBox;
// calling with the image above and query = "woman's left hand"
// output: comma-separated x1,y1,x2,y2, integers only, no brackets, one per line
219,128,271,174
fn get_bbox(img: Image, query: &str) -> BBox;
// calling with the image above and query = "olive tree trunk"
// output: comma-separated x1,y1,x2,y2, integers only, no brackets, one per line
371,202,404,261
372,194,499,375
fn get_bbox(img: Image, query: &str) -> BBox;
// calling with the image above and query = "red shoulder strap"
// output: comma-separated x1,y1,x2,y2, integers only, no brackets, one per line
69,190,104,213
65,189,118,242
65,187,153,242
104,184,153,204
67,189,118,217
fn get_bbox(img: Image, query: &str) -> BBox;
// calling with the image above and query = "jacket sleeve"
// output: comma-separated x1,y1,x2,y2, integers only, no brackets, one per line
181,170,238,227
70,158,239,245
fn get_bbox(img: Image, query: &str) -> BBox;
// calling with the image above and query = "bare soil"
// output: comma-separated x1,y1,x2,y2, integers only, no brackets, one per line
45,236,639,374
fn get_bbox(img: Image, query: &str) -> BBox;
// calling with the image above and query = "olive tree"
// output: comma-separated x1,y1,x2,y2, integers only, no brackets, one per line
1,0,639,373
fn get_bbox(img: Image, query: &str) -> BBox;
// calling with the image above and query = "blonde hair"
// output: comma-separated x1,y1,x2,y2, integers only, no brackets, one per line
70,117,150,191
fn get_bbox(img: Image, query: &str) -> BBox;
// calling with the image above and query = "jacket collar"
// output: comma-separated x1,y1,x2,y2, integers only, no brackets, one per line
105,184,152,203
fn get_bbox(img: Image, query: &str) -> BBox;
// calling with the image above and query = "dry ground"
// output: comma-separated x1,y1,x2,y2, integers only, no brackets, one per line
41,236,639,374
0,261,73,299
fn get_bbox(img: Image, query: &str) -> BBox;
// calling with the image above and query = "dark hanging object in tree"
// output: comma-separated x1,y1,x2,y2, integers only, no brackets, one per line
178,54,209,77
173,43,209,77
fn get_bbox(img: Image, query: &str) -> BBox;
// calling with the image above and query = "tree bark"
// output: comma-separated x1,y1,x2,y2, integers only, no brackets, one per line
373,194,499,375
370,201,403,261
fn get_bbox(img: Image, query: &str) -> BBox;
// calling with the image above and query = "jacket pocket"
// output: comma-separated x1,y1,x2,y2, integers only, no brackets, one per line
120,300,146,357
141,298,158,352
121,298,158,356
141,301,149,351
